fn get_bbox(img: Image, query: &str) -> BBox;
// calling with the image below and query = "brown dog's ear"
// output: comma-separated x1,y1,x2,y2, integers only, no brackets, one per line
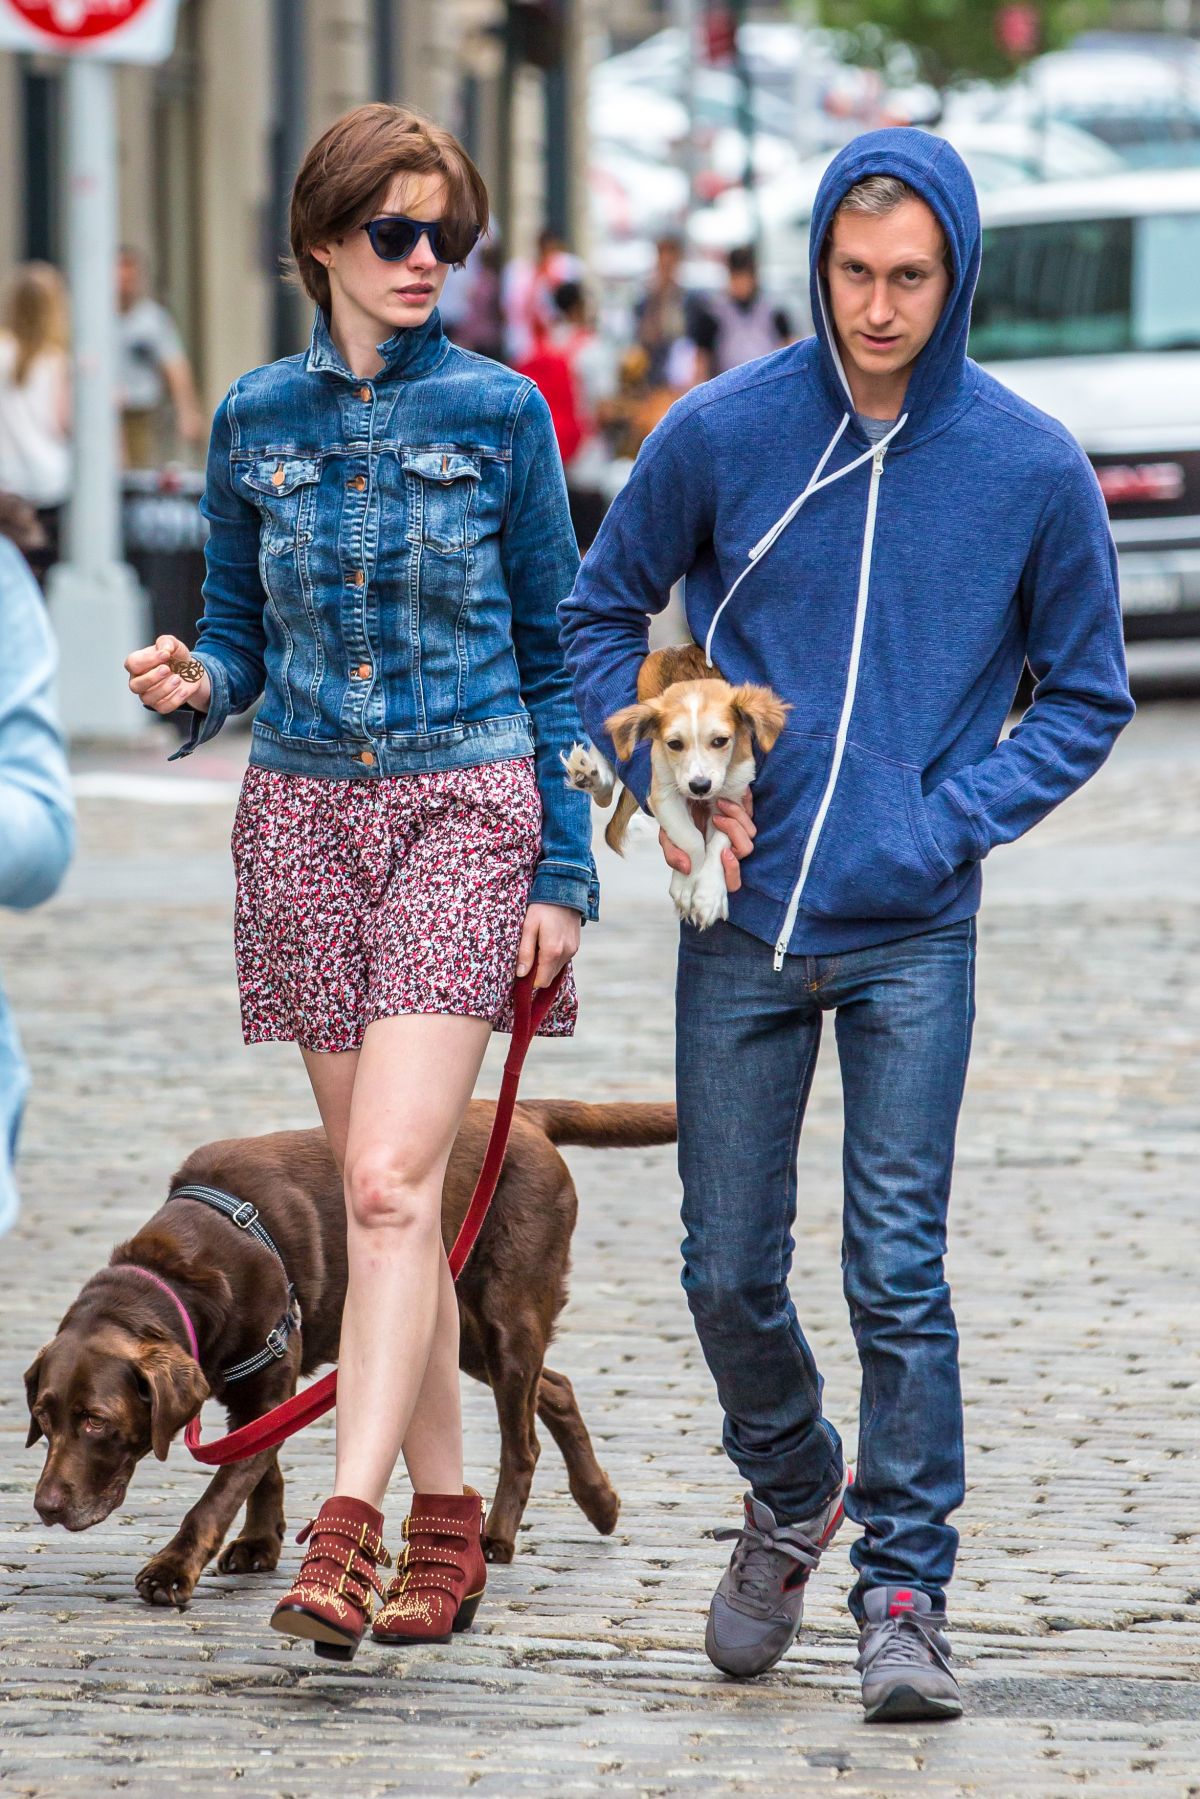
731,684,790,753
133,1341,209,1462
605,700,660,764
23,1346,47,1447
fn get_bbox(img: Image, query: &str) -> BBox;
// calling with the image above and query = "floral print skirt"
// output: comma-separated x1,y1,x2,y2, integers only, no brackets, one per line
231,758,578,1053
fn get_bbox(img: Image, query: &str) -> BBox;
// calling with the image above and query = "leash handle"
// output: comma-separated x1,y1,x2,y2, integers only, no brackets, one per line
184,966,565,1467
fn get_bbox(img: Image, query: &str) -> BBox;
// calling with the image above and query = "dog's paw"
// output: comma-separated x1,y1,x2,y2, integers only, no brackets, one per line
670,869,699,918
574,1480,620,1537
135,1550,200,1609
686,867,730,931
216,1531,283,1575
560,743,615,804
483,1533,515,1565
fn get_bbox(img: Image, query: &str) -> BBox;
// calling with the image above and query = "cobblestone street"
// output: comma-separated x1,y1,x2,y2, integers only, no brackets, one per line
1,703,1198,1797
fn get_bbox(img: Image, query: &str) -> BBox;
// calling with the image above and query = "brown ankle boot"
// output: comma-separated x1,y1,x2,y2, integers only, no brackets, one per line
270,1495,391,1661
372,1487,487,1645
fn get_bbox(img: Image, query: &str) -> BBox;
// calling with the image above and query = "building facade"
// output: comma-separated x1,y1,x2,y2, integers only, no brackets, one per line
0,0,597,417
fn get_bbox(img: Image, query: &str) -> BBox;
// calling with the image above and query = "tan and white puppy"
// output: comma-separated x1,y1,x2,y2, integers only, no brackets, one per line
563,644,788,929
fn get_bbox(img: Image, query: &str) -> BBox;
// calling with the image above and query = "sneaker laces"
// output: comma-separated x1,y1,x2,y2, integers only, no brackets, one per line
710,1519,822,1611
857,1610,954,1676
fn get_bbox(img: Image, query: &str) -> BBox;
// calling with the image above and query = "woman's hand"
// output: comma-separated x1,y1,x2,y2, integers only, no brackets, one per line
517,902,581,989
124,635,211,716
659,791,756,893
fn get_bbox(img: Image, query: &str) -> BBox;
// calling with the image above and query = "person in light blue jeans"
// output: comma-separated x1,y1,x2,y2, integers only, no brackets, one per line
560,130,1133,1720
0,514,74,1236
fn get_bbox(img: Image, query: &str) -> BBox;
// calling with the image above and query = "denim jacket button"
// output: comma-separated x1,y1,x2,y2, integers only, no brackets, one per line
350,570,365,587
355,749,376,767
353,663,372,680
357,385,371,402
347,475,366,492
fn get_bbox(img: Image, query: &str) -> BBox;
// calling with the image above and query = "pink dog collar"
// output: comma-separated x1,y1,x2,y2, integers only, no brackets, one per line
121,1264,200,1361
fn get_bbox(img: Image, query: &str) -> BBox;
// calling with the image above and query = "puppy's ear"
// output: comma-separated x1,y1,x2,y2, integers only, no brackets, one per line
605,700,660,764
23,1346,47,1447
731,684,790,753
133,1341,209,1462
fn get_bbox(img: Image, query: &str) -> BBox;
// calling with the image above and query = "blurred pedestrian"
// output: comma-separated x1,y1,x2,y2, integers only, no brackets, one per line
117,246,204,469
690,245,793,378
449,239,506,362
502,226,584,363
0,263,71,588
0,495,74,1237
123,101,593,1661
551,280,618,550
634,234,696,387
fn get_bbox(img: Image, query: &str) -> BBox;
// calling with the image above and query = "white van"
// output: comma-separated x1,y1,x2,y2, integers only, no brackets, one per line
972,169,1200,673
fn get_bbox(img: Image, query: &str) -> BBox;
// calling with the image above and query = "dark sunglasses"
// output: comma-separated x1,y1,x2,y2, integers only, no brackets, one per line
361,213,481,266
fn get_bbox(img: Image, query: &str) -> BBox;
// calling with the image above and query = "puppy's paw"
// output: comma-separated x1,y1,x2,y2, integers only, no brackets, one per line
136,1548,200,1609
483,1532,515,1565
669,868,695,916
216,1530,283,1575
686,867,730,930
560,743,615,805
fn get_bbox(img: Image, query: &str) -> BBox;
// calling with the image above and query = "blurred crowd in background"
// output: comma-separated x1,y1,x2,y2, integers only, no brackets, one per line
1,3,1199,573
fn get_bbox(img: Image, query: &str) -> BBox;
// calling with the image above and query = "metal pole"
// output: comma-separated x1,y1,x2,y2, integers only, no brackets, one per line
731,0,759,258
47,54,149,740
672,0,697,236
64,55,120,571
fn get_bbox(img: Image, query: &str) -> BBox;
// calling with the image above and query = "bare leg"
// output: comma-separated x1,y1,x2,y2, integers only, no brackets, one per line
300,1045,358,1169
399,1248,464,1494
303,1014,491,1511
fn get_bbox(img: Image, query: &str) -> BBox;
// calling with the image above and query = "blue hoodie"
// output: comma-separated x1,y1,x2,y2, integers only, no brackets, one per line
559,129,1134,964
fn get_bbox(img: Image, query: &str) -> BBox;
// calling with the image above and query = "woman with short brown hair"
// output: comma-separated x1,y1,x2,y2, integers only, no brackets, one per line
124,104,595,1660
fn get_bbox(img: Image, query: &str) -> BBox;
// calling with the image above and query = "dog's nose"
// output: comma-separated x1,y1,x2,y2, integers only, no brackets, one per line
688,776,712,796
35,1489,67,1525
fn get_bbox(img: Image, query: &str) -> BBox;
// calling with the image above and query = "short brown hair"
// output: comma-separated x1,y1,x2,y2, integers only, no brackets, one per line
831,175,951,271
289,103,490,314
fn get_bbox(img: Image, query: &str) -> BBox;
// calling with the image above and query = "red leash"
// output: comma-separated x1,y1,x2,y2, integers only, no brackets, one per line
184,968,566,1468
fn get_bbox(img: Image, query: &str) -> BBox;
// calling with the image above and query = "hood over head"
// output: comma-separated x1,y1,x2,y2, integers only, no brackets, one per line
808,128,982,444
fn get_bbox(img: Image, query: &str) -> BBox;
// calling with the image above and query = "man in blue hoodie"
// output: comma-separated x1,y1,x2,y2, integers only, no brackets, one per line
559,131,1132,1720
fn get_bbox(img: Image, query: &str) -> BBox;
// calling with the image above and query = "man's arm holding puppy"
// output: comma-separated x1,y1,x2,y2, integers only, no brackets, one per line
661,793,755,894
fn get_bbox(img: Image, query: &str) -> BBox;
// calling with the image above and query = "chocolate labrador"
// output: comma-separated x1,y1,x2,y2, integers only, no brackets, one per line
24,1098,675,1607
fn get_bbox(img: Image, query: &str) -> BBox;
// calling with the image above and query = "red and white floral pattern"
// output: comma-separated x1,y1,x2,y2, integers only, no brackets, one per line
231,759,578,1053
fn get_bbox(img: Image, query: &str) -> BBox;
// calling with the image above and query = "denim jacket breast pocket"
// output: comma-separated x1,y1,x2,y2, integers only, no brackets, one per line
237,455,322,557
402,449,481,555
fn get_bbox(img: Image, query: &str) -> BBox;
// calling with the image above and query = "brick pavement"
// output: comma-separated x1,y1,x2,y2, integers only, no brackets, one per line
1,705,1198,1797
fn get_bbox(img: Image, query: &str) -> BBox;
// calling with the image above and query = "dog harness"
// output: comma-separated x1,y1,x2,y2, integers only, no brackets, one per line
167,1182,302,1383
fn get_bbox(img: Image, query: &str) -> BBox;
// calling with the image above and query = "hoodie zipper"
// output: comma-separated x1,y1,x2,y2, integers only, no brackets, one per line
773,439,889,972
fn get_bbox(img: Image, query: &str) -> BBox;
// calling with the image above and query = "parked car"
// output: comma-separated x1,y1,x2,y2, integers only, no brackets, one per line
952,45,1200,171
971,169,1200,671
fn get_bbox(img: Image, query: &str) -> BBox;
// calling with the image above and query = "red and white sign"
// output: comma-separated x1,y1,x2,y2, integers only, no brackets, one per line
0,0,178,62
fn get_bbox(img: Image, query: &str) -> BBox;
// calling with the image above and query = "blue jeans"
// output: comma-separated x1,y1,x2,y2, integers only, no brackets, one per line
676,916,976,1618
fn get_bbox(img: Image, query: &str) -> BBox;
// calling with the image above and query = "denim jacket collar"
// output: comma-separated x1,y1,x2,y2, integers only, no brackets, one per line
304,306,449,383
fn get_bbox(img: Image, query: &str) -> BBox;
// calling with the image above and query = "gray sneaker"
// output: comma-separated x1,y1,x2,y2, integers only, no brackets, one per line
857,1586,963,1722
705,1475,848,1678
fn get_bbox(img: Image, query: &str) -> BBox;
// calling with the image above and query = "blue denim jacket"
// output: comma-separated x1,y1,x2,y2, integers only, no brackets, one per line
174,308,598,921
0,538,75,1236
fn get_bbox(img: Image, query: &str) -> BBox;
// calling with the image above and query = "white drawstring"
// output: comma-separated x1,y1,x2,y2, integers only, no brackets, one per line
703,410,909,667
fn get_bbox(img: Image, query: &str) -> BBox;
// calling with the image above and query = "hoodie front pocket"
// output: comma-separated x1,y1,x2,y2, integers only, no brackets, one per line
801,743,961,922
